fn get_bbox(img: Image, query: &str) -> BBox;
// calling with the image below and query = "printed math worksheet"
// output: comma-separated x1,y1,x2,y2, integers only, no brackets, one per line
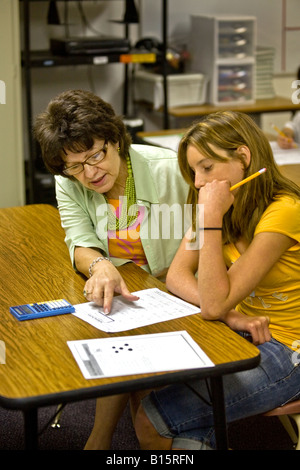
72,288,200,333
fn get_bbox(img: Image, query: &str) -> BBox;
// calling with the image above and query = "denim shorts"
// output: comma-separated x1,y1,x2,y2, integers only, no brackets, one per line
141,338,300,450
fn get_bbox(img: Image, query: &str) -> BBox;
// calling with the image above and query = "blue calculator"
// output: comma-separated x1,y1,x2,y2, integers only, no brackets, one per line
10,299,75,321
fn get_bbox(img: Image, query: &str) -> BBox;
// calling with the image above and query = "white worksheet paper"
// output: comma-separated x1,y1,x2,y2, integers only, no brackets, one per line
72,288,200,333
270,141,300,165
140,137,300,166
143,134,183,152
68,331,214,379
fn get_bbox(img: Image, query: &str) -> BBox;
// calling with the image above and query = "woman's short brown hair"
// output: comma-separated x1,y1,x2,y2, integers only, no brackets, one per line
33,89,132,176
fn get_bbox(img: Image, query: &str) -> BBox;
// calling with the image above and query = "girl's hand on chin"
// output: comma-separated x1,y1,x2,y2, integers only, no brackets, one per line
198,179,234,216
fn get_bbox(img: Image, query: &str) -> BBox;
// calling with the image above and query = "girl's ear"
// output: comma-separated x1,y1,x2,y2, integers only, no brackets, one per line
236,145,251,168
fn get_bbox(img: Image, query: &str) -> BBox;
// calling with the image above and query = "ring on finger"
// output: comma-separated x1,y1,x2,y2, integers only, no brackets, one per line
83,289,92,297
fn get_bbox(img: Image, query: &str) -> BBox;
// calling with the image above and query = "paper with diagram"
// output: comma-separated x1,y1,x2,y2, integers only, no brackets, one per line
68,330,214,379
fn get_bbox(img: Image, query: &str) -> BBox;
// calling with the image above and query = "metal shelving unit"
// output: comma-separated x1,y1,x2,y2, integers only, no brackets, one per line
20,0,164,204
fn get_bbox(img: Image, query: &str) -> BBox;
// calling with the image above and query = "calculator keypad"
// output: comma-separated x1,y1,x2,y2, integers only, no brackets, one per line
10,299,75,321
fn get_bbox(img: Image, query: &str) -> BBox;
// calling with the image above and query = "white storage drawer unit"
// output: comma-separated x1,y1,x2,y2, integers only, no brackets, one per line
188,15,256,105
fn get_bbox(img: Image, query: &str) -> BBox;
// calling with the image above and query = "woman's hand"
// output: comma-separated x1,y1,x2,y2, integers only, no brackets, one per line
83,260,139,314
222,309,271,345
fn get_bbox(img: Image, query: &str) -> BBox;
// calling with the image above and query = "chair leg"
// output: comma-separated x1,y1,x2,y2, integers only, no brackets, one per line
289,414,300,450
51,404,64,428
278,416,298,445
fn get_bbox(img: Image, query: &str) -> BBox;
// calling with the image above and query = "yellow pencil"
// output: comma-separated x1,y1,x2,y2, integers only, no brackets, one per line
230,168,267,191
272,124,287,139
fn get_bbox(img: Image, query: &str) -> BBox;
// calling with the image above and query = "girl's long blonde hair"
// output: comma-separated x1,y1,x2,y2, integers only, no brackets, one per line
178,111,300,244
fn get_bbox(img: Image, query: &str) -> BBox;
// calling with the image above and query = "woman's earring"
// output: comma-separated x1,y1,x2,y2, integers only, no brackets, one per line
117,147,120,153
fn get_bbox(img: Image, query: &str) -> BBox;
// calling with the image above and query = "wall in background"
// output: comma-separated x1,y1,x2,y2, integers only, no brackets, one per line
0,0,25,207
20,1,299,159
138,0,298,132
140,0,300,75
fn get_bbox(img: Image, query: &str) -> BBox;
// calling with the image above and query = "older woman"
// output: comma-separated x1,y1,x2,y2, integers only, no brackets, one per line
34,89,188,449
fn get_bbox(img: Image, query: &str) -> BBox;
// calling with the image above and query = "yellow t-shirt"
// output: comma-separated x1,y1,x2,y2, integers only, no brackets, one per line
107,198,148,268
223,195,300,349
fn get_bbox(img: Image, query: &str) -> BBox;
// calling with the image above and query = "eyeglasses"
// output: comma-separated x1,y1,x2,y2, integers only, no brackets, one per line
63,141,108,176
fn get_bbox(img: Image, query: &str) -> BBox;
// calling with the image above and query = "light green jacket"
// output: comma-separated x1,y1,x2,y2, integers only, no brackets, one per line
55,144,189,277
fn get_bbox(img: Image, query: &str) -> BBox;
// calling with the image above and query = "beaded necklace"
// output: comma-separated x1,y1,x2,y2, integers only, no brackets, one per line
105,154,138,231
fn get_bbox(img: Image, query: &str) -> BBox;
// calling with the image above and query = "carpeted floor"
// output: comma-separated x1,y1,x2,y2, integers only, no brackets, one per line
0,399,296,451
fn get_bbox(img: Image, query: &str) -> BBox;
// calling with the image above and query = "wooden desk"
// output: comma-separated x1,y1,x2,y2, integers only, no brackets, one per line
167,96,300,119
0,204,260,450
279,164,300,187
